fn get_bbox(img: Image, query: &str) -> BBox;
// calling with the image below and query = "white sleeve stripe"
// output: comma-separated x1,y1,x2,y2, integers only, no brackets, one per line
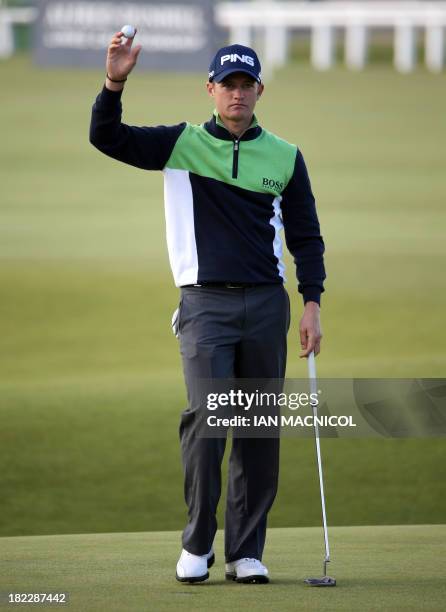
163,168,199,287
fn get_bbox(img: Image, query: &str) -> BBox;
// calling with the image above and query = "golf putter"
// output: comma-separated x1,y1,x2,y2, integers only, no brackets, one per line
304,351,336,587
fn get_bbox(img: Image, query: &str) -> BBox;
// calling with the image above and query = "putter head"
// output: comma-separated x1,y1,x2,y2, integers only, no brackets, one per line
304,576,336,587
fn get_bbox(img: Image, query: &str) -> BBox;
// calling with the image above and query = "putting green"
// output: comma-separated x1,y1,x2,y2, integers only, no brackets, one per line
1,525,445,611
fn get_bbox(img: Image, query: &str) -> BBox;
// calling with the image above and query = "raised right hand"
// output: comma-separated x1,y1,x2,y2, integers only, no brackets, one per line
106,31,142,81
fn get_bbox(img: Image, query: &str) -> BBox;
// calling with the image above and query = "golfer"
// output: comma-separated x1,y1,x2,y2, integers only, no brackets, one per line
90,32,326,584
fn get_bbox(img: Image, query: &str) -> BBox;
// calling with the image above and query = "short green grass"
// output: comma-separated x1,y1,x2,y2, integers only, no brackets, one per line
1,526,445,611
2,55,445,380
0,54,445,537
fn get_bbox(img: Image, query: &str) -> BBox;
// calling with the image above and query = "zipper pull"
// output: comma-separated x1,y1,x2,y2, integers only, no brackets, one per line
232,138,240,179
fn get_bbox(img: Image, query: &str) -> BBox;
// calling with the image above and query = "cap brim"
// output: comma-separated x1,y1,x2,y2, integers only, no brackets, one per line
212,68,261,83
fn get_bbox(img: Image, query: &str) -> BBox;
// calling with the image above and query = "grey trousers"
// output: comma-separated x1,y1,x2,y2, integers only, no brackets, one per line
177,284,290,563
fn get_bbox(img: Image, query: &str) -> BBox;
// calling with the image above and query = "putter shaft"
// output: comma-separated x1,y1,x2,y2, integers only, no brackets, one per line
307,351,330,572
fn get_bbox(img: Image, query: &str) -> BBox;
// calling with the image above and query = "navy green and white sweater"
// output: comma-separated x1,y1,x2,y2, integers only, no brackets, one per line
89,86,326,304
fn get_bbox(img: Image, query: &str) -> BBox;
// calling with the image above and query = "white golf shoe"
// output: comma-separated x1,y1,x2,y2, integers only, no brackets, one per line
175,548,215,583
225,558,269,583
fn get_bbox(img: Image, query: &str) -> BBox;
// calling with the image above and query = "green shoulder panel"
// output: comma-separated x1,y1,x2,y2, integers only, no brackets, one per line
165,122,297,196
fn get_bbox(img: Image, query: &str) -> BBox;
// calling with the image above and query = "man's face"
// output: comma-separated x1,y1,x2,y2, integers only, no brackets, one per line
206,72,264,124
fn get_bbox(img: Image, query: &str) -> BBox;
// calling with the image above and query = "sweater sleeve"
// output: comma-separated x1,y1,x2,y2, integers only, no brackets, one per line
89,85,186,170
281,149,326,305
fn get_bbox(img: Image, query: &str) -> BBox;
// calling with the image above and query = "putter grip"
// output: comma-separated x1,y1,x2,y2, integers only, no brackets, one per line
307,351,317,395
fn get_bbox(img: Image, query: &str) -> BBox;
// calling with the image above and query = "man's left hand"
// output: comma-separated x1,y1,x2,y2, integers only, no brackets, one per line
299,301,322,358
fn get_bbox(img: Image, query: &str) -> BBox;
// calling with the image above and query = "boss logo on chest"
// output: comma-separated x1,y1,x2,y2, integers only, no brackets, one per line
263,177,284,192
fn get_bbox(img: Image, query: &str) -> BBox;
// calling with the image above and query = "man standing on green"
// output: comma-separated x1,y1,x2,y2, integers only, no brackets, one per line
90,31,325,584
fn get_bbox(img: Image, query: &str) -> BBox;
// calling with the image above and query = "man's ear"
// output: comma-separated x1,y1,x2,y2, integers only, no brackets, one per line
206,82,215,98
256,83,265,100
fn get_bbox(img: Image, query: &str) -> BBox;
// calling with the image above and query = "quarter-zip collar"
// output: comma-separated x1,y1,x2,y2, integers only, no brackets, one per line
203,110,262,142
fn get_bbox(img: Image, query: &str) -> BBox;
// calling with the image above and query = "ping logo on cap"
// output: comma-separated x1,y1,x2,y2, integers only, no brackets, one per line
220,54,255,67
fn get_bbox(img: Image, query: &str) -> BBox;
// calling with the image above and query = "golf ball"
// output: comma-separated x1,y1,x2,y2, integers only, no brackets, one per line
121,24,136,39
